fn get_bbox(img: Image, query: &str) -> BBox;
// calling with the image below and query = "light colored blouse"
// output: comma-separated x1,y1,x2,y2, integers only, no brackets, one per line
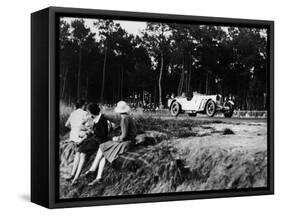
65,108,88,142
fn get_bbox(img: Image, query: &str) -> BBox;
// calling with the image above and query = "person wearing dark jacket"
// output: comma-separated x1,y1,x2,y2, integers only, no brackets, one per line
84,101,136,186
67,103,108,185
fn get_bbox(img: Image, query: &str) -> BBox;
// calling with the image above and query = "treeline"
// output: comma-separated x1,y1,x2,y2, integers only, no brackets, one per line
59,18,268,110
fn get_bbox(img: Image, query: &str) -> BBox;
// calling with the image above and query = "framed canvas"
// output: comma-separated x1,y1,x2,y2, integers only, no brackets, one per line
31,6,274,208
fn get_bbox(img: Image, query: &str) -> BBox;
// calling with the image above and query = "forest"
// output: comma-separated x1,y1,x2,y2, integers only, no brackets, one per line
59,18,268,110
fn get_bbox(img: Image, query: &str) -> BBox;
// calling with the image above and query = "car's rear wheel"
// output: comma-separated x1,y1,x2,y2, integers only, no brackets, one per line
170,102,181,117
205,100,216,117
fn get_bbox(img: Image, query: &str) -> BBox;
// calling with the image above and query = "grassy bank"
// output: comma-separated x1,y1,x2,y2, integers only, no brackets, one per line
60,136,267,198
59,104,267,198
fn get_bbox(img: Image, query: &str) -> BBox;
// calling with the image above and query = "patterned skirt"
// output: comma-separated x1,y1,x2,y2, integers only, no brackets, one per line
60,140,78,167
100,140,133,163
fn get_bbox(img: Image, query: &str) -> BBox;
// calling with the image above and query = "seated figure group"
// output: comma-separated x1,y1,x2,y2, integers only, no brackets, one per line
64,99,136,185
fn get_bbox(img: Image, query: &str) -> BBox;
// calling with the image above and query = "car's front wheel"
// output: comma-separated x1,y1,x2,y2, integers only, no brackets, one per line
170,102,181,117
205,100,216,117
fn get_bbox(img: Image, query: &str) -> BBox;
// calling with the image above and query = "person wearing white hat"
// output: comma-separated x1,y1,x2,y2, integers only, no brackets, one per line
84,101,136,185
113,100,131,114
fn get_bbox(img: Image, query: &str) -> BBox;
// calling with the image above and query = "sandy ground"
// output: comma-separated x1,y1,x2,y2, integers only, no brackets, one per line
171,121,268,191
175,121,267,152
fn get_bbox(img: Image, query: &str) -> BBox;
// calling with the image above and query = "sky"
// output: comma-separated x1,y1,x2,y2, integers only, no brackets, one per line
61,17,267,41
62,17,146,36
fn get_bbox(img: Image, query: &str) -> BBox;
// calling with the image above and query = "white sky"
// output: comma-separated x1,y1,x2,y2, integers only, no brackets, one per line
61,17,267,41
62,17,146,36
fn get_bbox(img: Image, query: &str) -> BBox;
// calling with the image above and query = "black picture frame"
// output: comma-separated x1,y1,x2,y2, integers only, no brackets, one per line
31,6,274,209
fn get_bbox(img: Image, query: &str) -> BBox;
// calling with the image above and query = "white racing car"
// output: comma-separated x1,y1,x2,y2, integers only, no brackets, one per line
168,92,235,118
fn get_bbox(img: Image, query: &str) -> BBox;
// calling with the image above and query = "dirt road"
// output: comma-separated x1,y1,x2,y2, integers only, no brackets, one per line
159,115,267,123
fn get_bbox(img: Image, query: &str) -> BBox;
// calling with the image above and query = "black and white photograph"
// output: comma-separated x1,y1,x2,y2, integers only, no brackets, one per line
58,16,270,199
1,0,281,213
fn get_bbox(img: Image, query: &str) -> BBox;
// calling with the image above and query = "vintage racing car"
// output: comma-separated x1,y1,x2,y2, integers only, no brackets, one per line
168,92,235,118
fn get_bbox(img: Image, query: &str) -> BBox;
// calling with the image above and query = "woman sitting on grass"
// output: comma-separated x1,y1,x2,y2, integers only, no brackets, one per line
66,103,109,185
84,101,137,185
65,99,88,143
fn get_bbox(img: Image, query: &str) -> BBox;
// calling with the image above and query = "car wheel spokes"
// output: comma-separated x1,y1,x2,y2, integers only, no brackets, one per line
170,102,180,116
172,104,178,113
208,103,214,113
206,100,216,117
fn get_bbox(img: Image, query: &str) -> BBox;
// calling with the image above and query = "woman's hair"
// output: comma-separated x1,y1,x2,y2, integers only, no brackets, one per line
75,99,86,109
88,103,100,115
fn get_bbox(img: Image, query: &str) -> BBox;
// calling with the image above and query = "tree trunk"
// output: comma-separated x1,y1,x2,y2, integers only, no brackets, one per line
77,46,82,98
117,65,120,101
187,53,192,93
185,67,188,94
178,71,183,96
206,72,209,94
86,69,89,99
61,65,68,100
154,84,157,105
100,45,108,103
158,52,164,108
187,68,191,93
121,64,124,100
177,54,185,96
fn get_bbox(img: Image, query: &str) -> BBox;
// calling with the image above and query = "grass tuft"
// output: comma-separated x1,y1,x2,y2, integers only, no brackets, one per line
222,128,235,135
